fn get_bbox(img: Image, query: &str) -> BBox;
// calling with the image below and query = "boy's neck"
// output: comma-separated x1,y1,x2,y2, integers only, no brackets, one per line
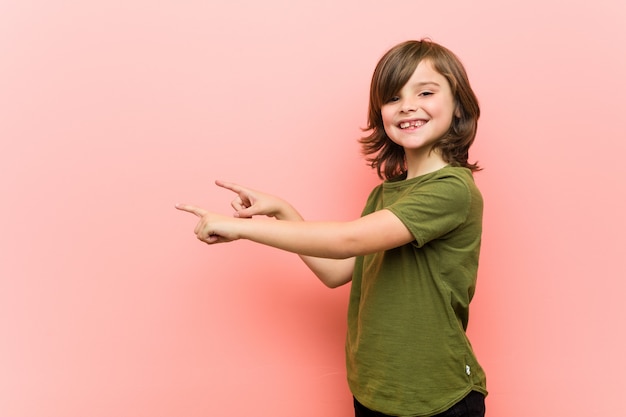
405,149,448,179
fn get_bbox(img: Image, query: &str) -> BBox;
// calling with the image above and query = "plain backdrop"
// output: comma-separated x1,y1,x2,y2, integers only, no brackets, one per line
1,1,625,416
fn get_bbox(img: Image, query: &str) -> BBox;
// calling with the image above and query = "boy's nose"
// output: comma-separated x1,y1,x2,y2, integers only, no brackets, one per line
400,99,418,112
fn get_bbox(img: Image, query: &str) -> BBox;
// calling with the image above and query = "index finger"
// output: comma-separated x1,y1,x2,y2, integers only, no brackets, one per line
175,203,207,217
215,180,245,194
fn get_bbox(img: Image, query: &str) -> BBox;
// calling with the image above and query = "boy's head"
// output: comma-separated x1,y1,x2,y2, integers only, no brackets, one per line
363,40,480,178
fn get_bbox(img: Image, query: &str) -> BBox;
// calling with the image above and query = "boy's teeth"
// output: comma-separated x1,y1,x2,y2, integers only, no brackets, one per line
400,120,425,129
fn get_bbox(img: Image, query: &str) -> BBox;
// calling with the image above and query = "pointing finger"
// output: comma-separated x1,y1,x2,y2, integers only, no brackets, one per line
215,180,245,195
175,203,207,217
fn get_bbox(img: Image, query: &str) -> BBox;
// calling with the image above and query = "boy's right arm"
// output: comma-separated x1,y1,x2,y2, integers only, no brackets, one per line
216,180,354,288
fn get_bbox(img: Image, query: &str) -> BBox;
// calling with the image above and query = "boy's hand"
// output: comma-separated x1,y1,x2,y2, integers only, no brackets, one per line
175,203,240,244
215,180,289,219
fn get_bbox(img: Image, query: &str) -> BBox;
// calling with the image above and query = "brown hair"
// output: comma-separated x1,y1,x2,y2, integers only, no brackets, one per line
360,39,481,180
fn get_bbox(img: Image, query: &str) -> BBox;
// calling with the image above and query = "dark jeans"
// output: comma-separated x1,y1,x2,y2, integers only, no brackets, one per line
353,391,485,417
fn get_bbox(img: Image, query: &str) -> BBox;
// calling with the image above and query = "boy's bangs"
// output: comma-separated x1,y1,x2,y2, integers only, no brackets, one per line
377,56,419,104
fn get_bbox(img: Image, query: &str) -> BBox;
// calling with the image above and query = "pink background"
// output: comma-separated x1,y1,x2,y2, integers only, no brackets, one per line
2,1,625,416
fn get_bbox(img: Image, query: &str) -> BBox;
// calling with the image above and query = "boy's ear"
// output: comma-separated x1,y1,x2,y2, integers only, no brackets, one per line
454,107,461,118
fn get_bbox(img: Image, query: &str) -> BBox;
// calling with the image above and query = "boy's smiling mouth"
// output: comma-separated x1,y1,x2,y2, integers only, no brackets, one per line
399,120,426,129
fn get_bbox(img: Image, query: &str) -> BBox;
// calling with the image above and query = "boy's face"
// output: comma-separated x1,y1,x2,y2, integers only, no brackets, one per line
381,60,457,157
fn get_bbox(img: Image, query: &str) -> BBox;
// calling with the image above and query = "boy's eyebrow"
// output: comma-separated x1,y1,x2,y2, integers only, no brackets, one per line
413,81,441,87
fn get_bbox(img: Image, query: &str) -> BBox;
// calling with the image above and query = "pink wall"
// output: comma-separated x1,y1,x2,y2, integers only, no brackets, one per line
2,1,625,416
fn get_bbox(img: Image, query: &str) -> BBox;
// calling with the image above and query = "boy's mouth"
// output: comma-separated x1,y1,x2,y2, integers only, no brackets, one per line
399,120,426,129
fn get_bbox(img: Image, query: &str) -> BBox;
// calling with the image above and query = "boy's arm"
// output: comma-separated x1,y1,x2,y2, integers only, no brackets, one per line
175,204,413,265
208,180,355,288
177,181,414,288
267,199,355,289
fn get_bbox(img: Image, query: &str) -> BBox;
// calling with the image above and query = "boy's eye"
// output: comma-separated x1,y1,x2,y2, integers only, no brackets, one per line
387,96,400,103
419,91,433,97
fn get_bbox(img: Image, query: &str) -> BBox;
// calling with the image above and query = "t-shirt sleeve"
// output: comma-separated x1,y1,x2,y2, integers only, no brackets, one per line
386,175,472,248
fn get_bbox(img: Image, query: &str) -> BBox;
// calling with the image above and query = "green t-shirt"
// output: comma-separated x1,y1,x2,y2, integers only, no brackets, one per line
346,166,487,416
